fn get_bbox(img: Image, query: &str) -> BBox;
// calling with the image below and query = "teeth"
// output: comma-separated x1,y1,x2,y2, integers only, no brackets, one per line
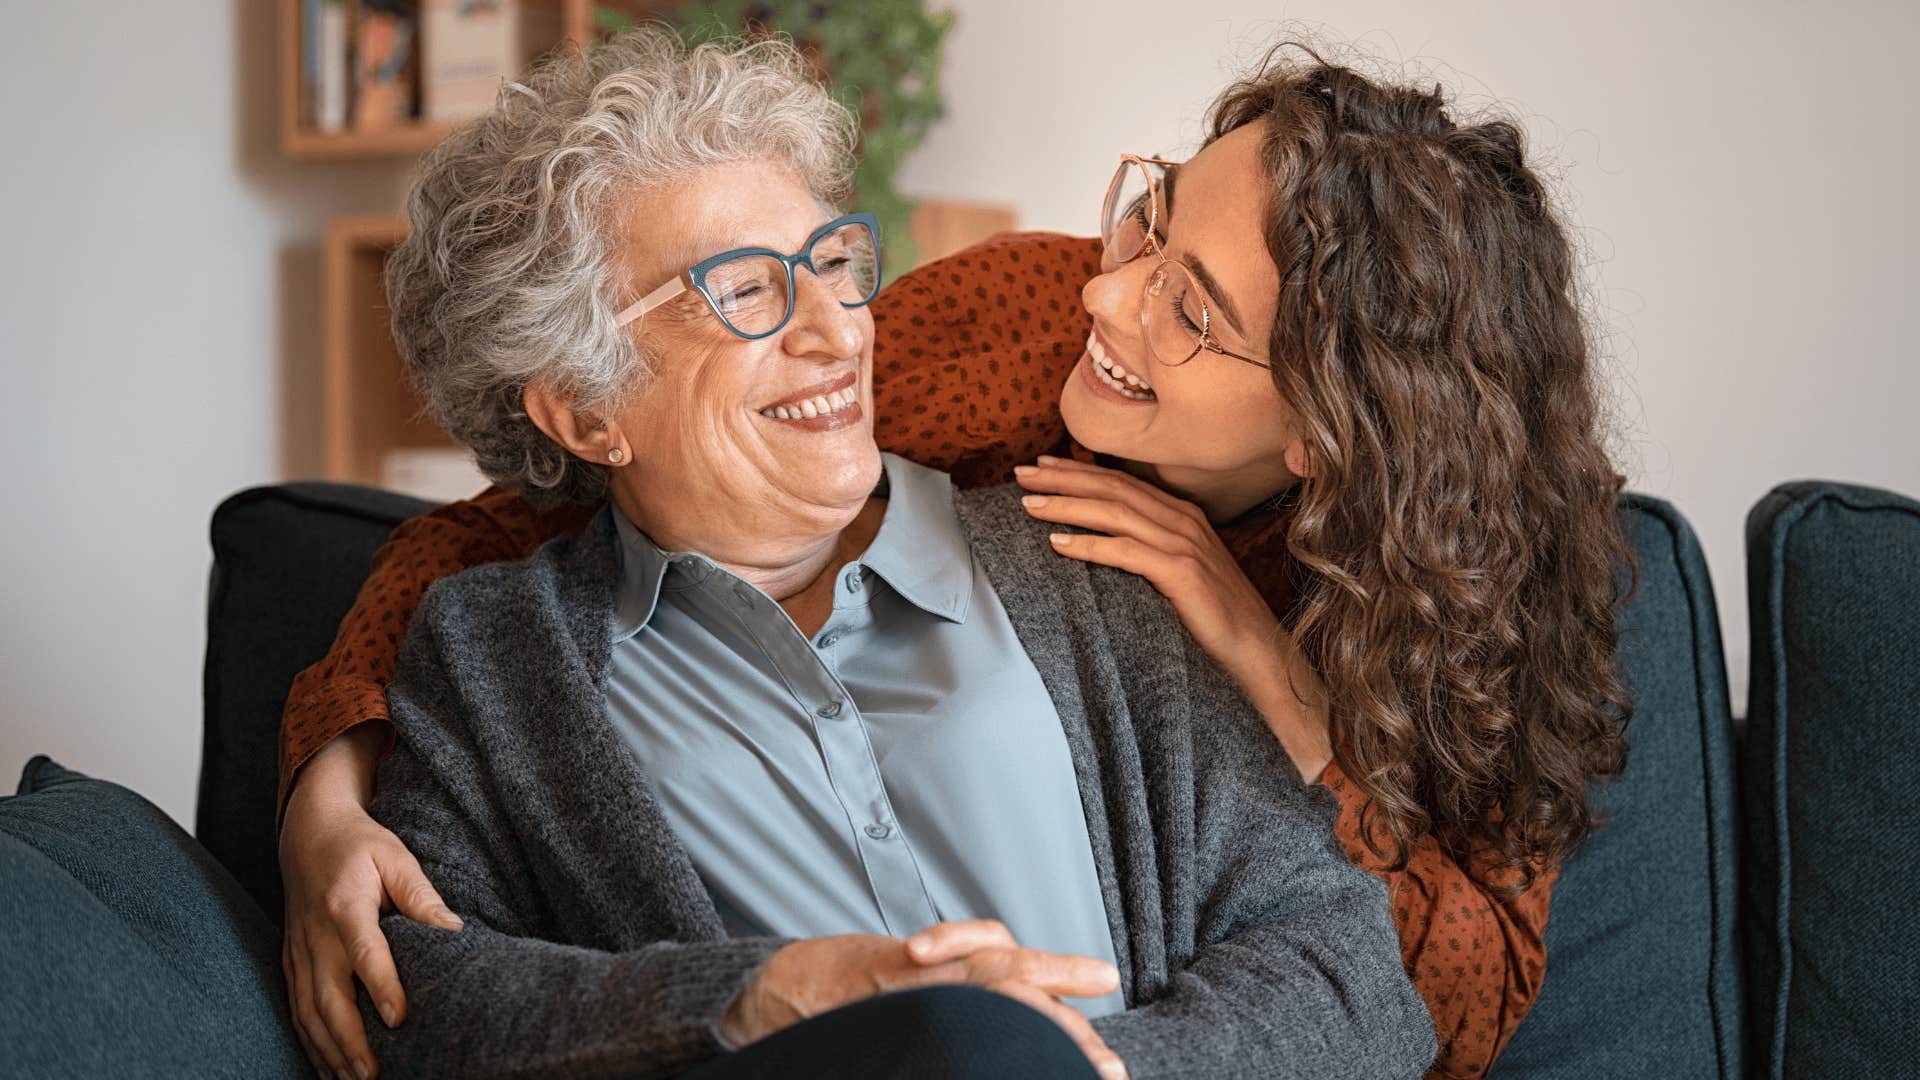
758,386,859,420
1086,332,1154,394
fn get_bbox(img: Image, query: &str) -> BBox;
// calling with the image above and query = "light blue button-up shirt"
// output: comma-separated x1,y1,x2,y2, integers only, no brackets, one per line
604,454,1122,1017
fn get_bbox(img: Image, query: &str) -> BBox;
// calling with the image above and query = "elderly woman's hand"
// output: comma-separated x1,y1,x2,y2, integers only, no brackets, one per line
279,723,462,1080
1016,455,1332,781
722,926,1127,1080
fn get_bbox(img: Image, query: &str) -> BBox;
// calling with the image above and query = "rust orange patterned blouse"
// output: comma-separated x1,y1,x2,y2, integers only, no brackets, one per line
280,231,1551,1078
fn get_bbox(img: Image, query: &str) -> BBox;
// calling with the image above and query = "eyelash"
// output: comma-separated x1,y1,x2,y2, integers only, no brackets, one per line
1169,292,1202,335
1131,201,1168,248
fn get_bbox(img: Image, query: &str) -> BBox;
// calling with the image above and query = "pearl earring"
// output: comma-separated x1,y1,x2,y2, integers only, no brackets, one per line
608,448,625,464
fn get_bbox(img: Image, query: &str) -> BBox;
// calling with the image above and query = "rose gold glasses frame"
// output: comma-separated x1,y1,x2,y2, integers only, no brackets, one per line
1104,154,1269,370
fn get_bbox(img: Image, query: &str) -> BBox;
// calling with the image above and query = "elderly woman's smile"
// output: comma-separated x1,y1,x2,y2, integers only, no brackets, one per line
756,370,861,427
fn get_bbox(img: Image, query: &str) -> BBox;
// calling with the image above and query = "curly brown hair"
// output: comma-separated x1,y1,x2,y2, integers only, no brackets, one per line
1208,49,1633,890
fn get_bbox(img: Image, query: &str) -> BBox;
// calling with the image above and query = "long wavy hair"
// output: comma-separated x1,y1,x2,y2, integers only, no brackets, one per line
1209,50,1633,889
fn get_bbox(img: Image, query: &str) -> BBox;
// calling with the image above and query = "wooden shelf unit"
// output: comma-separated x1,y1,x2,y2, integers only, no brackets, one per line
279,0,622,160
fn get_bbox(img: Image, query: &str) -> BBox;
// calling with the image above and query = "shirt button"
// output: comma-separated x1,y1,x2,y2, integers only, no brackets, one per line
816,700,843,719
818,632,841,649
844,573,863,594
864,823,893,840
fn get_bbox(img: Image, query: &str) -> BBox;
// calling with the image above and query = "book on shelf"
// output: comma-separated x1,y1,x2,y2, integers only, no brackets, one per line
353,0,418,130
421,0,563,122
307,0,349,132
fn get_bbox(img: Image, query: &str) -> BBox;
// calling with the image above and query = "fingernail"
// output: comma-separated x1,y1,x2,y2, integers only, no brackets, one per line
1036,454,1060,465
378,1000,399,1028
1050,533,1073,547
1014,465,1036,477
439,909,464,930
1022,495,1048,508
354,1060,374,1080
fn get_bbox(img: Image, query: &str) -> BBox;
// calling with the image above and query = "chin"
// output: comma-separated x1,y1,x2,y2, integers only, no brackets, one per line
816,437,884,504
1059,376,1131,460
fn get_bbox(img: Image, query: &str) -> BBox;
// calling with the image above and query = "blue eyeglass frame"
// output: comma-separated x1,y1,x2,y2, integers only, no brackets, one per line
613,212,883,340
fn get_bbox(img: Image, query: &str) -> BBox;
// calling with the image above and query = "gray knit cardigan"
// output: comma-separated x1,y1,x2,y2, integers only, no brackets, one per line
361,483,1436,1079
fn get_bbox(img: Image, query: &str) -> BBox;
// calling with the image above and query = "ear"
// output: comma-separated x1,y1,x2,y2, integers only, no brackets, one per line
1283,435,1317,479
523,380,631,467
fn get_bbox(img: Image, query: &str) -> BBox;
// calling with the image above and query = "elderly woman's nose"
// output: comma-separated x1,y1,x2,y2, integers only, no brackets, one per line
786,271,864,355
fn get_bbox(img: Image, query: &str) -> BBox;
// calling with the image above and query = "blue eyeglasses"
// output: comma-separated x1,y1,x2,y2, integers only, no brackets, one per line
613,212,882,340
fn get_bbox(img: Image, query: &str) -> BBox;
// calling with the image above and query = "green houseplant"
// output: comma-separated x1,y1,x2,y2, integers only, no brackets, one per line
599,1,955,280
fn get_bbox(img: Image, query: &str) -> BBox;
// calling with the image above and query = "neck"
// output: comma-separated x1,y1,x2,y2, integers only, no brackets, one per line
1121,458,1297,523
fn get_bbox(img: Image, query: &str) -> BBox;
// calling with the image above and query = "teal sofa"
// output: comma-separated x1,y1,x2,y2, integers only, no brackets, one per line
2,479,1914,1078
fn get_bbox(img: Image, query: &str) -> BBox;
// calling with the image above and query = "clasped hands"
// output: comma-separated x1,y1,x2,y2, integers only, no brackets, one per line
722,920,1128,1080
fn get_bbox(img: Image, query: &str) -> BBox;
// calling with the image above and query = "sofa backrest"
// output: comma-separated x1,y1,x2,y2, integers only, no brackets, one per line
1491,496,1743,1080
1742,480,1920,1079
200,483,433,924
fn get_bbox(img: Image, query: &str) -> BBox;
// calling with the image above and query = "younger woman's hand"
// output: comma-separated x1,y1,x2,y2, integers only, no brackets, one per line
279,726,462,1080
1015,456,1281,676
1016,455,1331,779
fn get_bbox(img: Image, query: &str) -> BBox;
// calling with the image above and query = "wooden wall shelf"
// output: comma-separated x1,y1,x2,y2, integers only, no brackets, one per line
279,0,610,160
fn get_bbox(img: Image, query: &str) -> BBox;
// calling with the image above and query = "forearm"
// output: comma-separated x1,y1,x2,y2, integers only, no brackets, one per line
363,913,787,1080
279,720,386,842
1222,635,1332,785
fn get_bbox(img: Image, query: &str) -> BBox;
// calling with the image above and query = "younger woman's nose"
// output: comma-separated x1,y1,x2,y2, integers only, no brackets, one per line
1082,261,1142,324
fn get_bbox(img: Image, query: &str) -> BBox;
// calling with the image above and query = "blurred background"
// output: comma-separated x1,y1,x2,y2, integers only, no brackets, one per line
2,0,1916,827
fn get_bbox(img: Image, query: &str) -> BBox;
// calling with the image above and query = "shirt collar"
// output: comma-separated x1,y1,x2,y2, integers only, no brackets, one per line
609,453,973,641
610,508,675,642
859,453,974,625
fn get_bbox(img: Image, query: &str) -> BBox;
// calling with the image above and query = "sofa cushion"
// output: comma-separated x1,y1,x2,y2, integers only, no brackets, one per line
1491,496,1742,1079
0,756,306,1078
200,482,433,922
1742,481,1920,1078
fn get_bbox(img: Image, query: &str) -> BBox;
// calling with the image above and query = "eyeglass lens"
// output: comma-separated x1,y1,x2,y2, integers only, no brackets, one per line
705,219,880,337
1144,260,1216,365
1102,159,1163,265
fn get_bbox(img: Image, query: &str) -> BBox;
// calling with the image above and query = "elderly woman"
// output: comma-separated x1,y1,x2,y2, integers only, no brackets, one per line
335,27,1429,1080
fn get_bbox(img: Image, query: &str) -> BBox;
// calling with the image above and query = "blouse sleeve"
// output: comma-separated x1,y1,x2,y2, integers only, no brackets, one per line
1317,759,1557,1079
275,487,593,823
870,231,1102,487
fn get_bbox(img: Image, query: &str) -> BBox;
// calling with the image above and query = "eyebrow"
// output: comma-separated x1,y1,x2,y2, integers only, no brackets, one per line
1160,163,1247,337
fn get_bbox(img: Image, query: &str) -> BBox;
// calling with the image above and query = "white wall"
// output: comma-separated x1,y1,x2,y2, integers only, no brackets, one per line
2,2,1914,827
0,2,409,826
900,0,1920,714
